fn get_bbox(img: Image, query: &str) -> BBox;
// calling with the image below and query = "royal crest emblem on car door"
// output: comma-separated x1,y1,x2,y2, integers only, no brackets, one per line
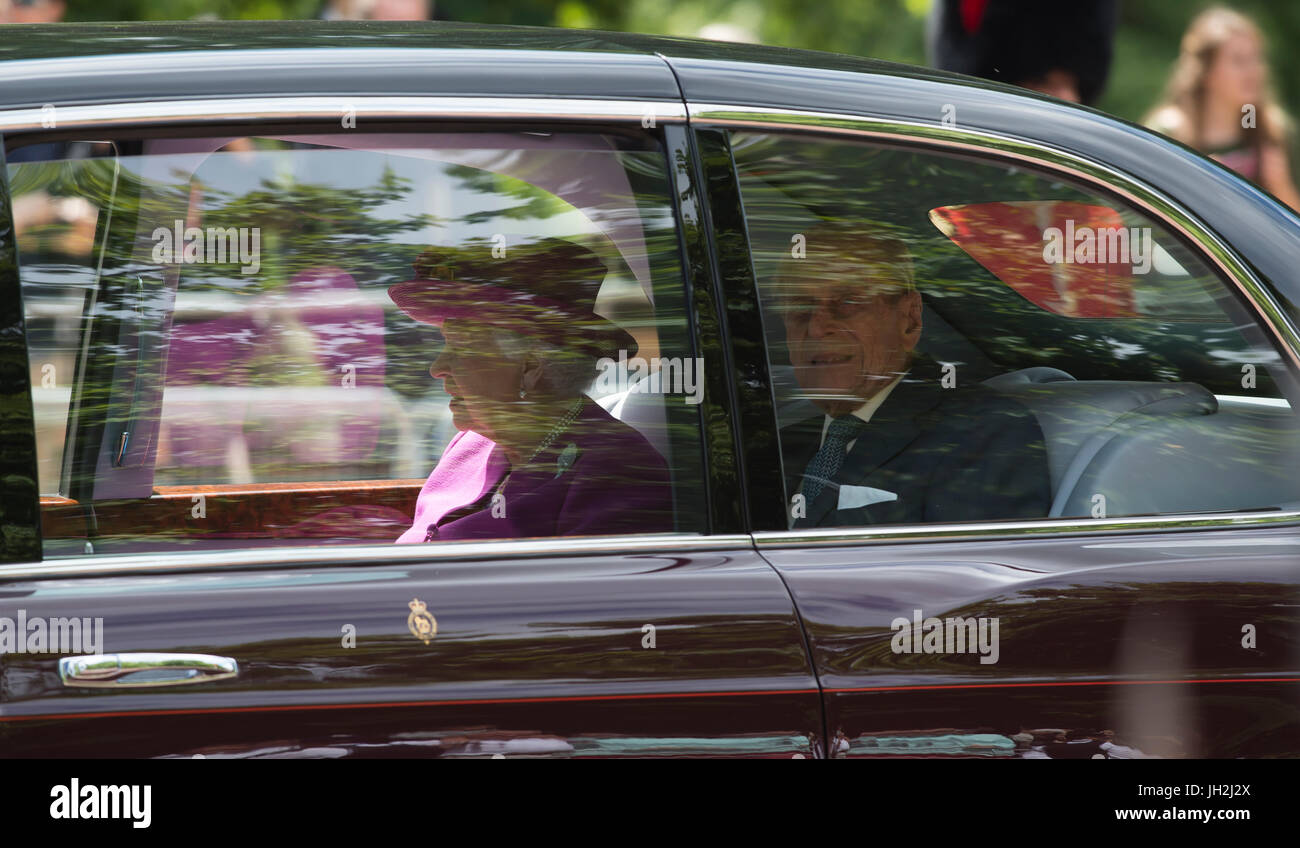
407,598,438,645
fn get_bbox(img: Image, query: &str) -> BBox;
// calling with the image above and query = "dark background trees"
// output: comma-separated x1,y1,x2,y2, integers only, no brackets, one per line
59,1,1300,131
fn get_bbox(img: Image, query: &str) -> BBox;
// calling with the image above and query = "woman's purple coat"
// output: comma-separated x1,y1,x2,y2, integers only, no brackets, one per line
396,399,673,543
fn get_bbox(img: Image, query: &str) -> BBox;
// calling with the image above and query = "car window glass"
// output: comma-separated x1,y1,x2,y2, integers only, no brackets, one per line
729,130,1300,527
11,130,704,557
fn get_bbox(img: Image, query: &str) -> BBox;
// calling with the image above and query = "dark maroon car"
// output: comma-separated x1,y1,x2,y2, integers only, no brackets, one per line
1,20,1298,759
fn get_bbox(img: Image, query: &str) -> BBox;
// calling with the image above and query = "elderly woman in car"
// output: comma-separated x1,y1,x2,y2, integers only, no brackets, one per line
388,236,672,542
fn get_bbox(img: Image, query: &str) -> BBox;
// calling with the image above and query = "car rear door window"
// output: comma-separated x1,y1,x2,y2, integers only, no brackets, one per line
11,129,706,557
728,130,1300,527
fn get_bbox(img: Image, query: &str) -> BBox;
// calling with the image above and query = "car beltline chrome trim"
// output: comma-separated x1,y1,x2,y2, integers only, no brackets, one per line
688,103,1300,375
753,510,1300,549
0,534,754,581
0,96,687,133
8,512,1296,579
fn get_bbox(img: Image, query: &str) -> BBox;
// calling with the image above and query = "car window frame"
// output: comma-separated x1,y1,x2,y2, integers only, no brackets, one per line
688,100,1300,546
0,94,751,571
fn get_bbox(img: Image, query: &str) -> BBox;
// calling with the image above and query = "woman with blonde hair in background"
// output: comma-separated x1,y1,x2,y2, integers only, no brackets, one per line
1146,6,1300,209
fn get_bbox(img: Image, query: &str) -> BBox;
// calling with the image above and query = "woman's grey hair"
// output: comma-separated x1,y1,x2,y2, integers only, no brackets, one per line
493,329,599,398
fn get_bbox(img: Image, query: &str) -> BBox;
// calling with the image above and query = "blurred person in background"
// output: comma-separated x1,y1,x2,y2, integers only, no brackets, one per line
321,0,430,20
1145,6,1300,210
0,0,65,23
927,0,1118,105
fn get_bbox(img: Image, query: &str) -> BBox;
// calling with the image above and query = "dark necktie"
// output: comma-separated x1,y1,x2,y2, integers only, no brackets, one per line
800,415,867,506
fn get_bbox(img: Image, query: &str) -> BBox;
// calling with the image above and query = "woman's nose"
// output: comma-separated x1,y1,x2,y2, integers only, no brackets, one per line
429,350,451,379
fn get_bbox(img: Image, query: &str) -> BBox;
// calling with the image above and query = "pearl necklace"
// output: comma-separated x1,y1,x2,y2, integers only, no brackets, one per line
477,399,585,516
526,398,585,464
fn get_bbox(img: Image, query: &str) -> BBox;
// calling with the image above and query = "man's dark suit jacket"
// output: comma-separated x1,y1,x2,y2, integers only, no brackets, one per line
782,355,1051,528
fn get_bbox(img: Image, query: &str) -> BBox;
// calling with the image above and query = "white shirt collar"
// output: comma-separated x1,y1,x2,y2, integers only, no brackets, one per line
818,373,905,449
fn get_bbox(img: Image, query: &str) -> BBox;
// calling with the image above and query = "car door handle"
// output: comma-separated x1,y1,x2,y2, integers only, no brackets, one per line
59,653,239,688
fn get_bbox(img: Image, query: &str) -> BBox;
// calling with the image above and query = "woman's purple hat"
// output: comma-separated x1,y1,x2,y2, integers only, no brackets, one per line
387,236,637,359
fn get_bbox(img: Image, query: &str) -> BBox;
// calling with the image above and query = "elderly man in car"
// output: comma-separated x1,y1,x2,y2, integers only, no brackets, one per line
772,222,1050,528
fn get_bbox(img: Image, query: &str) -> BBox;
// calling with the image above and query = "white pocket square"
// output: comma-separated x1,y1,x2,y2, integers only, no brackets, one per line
838,485,898,510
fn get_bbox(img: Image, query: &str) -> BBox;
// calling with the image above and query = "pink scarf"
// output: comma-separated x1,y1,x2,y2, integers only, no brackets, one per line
394,430,509,544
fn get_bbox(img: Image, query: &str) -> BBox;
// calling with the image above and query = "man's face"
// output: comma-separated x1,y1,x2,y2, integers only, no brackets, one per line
780,270,921,417
430,318,522,439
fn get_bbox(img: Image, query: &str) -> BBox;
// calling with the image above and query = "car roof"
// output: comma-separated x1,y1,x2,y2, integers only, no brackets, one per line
0,19,985,109
0,18,931,71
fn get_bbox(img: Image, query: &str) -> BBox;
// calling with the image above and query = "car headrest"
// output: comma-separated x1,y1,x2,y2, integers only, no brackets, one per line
982,366,1077,388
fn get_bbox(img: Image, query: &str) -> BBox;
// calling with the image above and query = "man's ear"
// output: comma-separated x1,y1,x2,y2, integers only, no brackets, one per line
901,290,923,350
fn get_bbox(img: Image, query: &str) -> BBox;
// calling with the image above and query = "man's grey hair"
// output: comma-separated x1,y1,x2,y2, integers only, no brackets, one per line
772,221,917,300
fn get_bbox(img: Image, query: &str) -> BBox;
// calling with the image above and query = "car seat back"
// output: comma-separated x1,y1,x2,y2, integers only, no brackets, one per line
986,368,1299,517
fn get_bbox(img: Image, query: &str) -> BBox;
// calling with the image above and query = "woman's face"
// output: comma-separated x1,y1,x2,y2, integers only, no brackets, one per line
430,318,522,440
1207,31,1265,107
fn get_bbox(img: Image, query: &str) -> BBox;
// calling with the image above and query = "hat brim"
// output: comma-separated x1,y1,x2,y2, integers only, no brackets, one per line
388,276,638,360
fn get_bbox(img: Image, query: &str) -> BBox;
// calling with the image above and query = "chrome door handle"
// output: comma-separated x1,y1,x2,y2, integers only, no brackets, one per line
59,653,239,688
